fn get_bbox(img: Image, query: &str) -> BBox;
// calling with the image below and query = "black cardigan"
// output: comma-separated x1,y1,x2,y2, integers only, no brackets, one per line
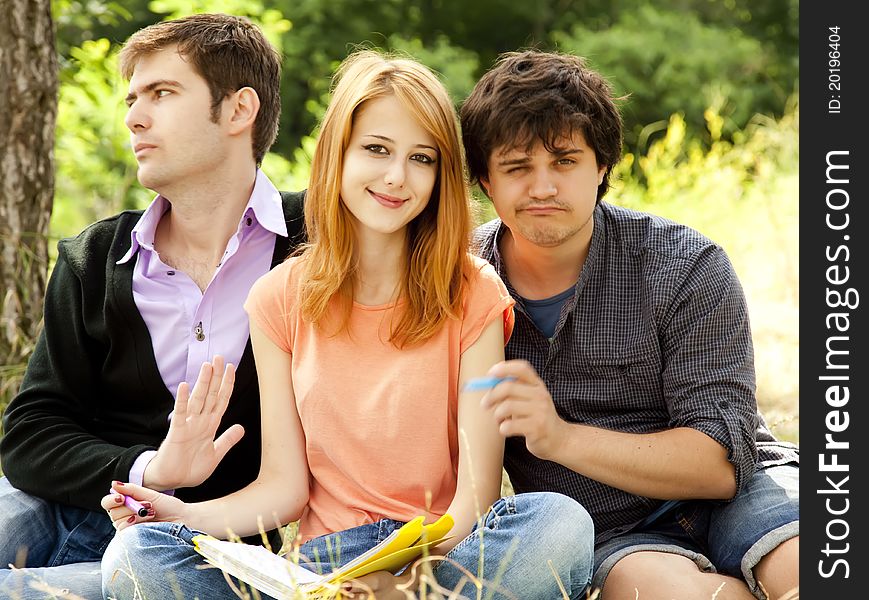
1,191,305,511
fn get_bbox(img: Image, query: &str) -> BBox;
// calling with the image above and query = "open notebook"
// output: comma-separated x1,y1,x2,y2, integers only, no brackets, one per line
192,514,453,599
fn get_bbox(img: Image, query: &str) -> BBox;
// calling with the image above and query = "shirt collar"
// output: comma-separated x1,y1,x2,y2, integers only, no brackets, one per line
244,169,289,238
574,203,606,294
117,195,169,264
116,170,288,265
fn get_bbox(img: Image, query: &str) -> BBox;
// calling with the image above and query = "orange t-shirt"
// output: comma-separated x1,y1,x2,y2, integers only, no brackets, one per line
244,254,514,542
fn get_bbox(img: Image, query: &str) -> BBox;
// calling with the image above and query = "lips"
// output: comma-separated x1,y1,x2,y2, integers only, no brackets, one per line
368,189,408,209
133,142,157,157
520,205,564,215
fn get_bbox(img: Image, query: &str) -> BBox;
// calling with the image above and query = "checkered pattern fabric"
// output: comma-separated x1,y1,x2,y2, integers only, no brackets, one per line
474,202,798,543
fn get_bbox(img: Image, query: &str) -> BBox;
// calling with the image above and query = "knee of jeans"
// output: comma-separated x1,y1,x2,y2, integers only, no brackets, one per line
517,492,595,562
520,492,593,536
102,522,176,592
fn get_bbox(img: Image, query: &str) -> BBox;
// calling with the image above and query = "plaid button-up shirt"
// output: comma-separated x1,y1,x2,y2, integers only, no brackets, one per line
474,202,799,543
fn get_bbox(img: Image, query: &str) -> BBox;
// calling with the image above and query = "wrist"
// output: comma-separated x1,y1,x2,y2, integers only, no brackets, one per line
537,417,570,462
142,455,176,491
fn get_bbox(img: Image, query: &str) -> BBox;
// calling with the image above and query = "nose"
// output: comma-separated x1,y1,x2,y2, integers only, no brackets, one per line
383,159,406,188
529,170,557,200
124,99,150,133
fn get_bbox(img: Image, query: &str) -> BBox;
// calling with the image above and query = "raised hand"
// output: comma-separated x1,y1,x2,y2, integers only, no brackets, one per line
102,481,188,532
143,356,245,491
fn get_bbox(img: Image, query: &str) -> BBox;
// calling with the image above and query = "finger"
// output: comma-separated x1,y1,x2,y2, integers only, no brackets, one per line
187,362,214,416
212,424,245,461
498,414,537,438
100,492,126,511
202,356,225,413
212,362,235,417
480,379,537,410
174,381,190,420
114,510,155,532
110,481,160,503
486,359,543,385
491,400,533,425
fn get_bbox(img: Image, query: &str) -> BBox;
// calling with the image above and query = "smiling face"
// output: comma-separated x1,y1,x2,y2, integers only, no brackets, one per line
339,94,439,239
124,46,231,194
482,130,606,249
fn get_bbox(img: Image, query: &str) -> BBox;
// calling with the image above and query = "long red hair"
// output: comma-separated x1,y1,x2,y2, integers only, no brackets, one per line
297,50,472,347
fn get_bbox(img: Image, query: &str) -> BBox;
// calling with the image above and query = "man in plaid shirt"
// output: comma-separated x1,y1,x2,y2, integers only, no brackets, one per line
461,50,799,599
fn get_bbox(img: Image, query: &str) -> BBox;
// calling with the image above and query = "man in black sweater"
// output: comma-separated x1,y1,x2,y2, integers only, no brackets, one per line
0,14,304,598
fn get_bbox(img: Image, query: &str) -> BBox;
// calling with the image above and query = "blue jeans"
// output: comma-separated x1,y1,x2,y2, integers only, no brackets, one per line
592,464,799,599
102,492,594,599
0,477,113,600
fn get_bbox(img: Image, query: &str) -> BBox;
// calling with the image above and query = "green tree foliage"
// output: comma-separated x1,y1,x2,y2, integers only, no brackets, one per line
54,39,143,239
554,5,787,150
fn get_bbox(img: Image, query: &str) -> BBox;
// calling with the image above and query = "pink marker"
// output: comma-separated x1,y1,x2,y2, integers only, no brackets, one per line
110,487,149,517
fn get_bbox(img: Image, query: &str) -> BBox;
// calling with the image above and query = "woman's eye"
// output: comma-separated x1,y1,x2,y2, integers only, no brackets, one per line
411,153,436,165
363,144,388,155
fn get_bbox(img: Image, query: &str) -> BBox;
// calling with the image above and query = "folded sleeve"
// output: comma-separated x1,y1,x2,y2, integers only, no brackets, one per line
659,245,759,495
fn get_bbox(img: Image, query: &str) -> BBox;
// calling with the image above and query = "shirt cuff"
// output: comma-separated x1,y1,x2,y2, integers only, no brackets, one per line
128,450,175,496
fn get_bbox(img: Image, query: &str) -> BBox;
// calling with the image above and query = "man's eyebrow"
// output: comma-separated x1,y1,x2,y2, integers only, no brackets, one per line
496,147,585,167
363,134,438,153
125,80,184,104
495,156,531,168
552,147,584,157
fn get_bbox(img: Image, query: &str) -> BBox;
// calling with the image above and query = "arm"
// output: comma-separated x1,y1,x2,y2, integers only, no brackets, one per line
439,317,507,552
484,247,757,501
106,323,310,537
484,361,734,499
1,250,153,509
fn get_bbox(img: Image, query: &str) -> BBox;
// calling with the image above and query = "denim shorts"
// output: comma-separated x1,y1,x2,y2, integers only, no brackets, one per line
592,464,799,599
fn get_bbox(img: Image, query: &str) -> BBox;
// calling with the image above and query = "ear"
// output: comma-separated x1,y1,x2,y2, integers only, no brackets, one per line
226,87,260,135
479,176,492,198
597,164,607,186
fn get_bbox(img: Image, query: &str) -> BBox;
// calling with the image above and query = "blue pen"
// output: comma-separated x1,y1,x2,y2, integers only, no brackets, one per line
462,376,516,392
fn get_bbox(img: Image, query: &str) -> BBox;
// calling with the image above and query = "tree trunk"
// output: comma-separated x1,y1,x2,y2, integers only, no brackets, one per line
0,0,57,404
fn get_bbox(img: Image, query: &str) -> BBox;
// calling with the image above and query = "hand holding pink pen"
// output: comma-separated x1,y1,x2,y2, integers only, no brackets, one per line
108,484,149,517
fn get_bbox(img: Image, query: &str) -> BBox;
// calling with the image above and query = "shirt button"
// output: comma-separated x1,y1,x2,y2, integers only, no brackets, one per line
718,400,730,409
167,270,175,276
246,217,252,226
194,322,205,342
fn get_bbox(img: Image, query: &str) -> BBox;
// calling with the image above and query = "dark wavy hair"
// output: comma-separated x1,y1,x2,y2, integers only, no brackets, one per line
461,50,624,202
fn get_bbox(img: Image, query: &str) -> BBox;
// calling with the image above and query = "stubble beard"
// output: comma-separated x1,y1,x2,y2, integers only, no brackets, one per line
514,206,594,248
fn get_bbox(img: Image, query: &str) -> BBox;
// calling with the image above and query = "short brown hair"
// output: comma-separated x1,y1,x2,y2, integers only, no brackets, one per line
461,50,623,201
119,13,281,165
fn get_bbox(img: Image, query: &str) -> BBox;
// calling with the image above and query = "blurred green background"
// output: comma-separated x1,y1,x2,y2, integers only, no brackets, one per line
1,0,798,447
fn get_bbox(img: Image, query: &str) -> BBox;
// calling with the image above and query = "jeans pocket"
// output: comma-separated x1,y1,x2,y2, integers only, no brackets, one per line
675,502,712,548
52,509,116,566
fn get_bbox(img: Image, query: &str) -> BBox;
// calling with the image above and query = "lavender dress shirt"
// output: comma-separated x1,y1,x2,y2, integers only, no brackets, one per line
116,170,288,485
